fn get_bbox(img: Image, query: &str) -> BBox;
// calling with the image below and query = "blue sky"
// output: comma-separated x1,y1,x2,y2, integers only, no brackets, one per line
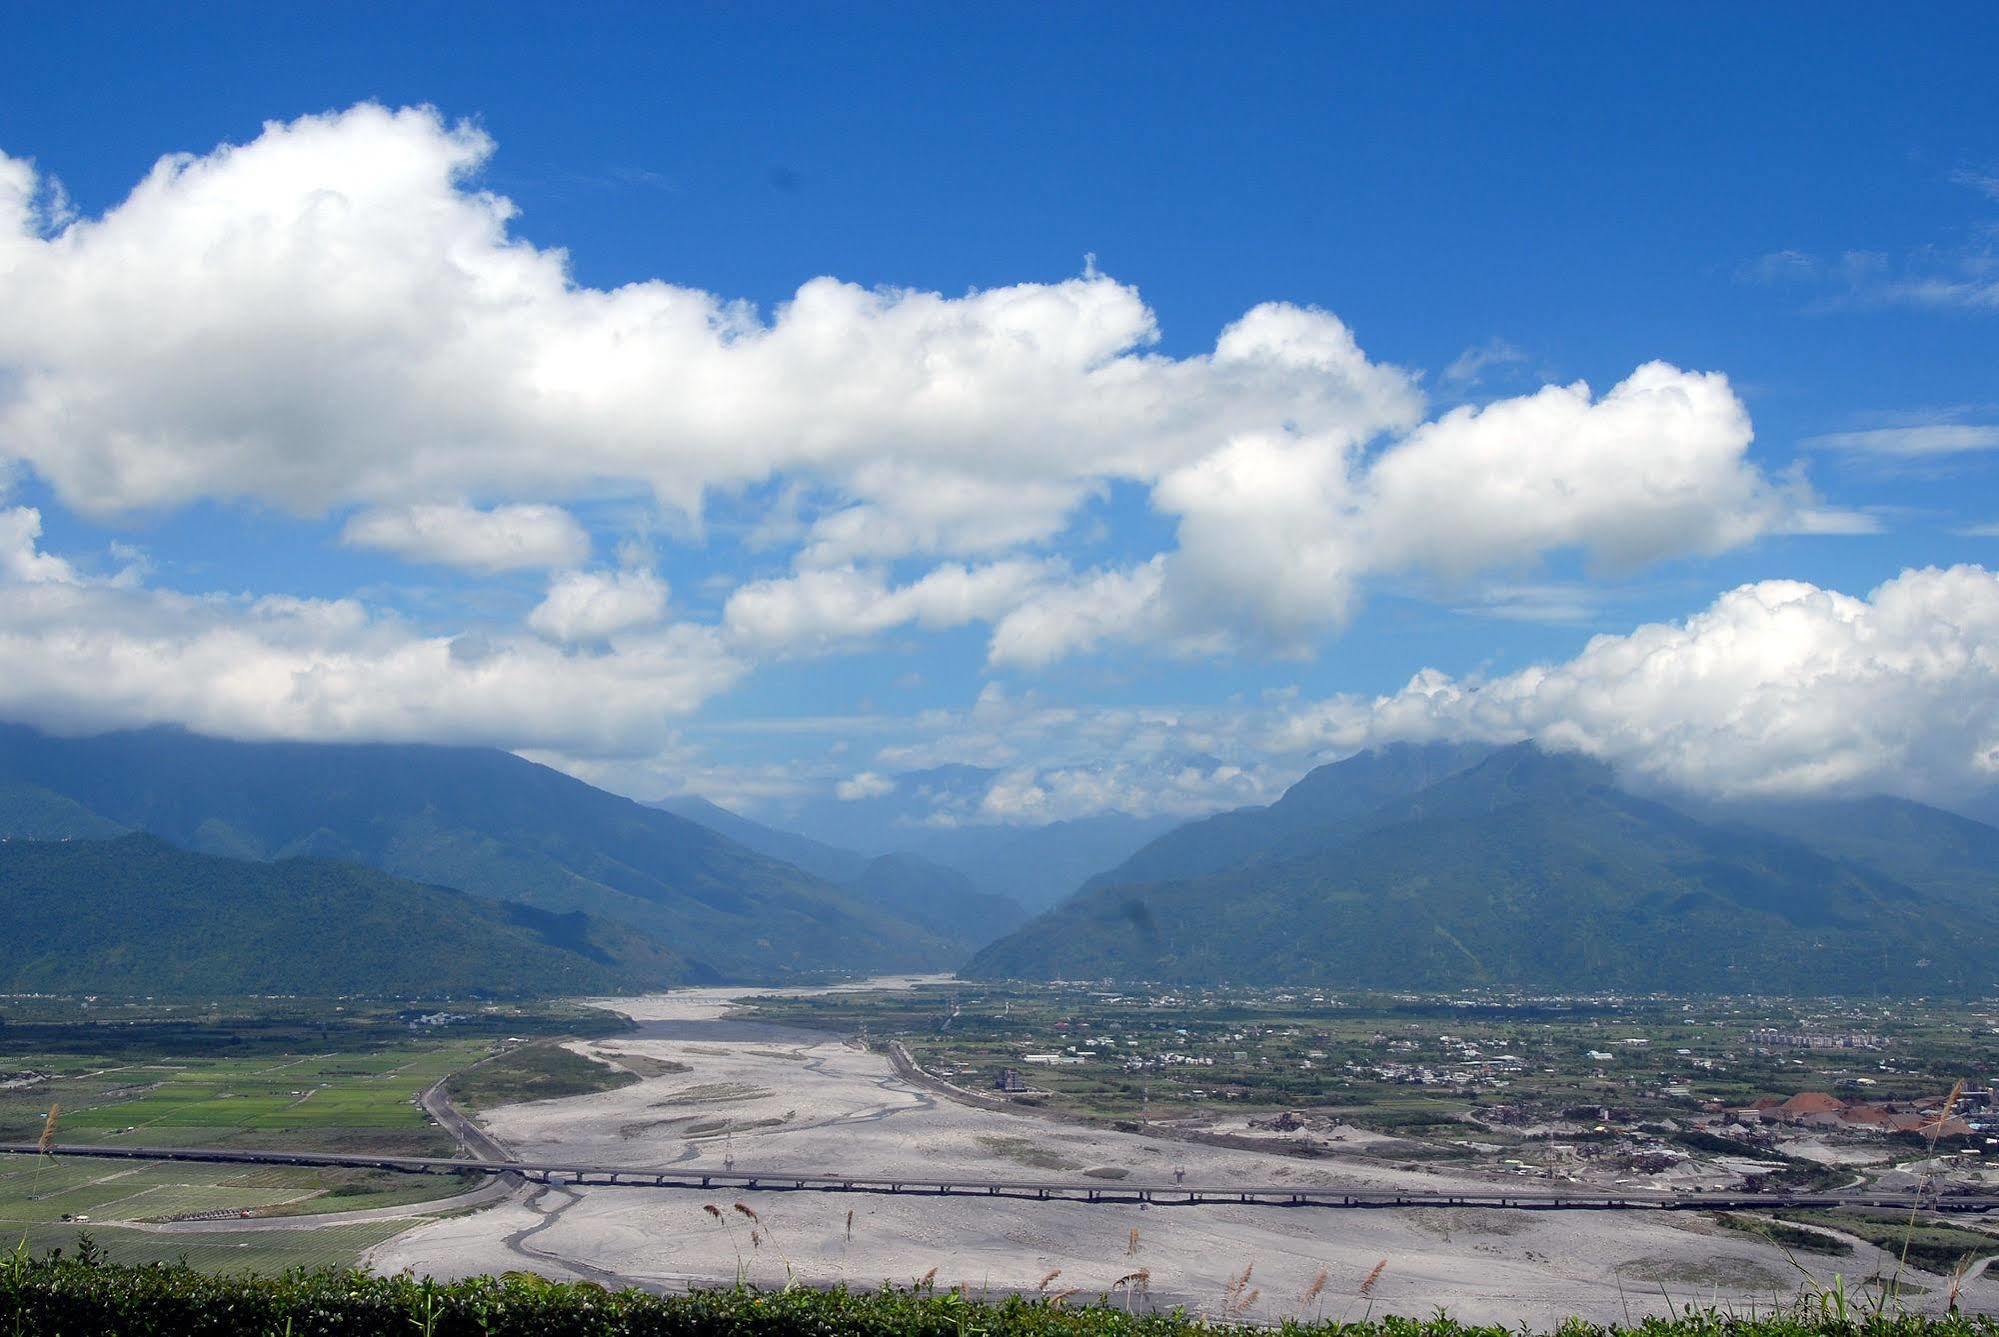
2,5,1997,824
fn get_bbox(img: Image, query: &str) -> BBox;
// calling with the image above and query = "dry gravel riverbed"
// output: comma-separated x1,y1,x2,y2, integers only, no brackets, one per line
367,982,1999,1325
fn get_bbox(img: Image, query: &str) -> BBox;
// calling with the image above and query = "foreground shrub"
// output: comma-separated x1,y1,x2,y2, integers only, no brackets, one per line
4,1250,1999,1337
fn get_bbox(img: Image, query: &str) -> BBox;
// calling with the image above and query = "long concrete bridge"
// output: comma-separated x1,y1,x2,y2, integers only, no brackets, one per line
4,1141,1995,1214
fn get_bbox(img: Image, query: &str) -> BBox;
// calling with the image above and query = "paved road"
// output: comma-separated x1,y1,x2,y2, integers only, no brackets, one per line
7,1141,1997,1215
419,1068,515,1165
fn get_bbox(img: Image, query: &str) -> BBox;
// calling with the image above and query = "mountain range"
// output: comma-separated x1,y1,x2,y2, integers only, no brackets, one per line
8,720,1997,999
0,724,959,982
967,742,1999,994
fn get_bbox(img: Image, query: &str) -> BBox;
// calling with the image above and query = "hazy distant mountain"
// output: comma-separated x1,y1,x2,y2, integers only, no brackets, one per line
902,815,1181,912
0,725,953,982
760,766,1177,911
0,834,685,996
1680,793,1999,910
844,853,1027,950
650,795,870,883
968,743,1999,994
652,796,1026,949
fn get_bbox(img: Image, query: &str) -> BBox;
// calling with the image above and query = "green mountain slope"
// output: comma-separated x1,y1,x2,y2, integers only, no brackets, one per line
1686,794,1999,907
967,745,1997,994
1083,741,1494,891
0,780,128,841
0,834,686,996
0,725,952,981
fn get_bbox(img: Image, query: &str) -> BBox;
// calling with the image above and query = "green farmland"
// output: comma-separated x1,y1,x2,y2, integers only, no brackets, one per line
28,1044,482,1152
0,996,624,1269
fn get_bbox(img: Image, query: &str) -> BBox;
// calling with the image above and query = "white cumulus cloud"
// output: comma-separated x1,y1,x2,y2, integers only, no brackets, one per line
723,561,1051,653
528,567,669,643
991,362,1815,665
340,502,590,571
0,104,1421,562
0,104,1865,667
835,771,895,801
1275,565,1999,806
0,506,78,584
0,507,736,755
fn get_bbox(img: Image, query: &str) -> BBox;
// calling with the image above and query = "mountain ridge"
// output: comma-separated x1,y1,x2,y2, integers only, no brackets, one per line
967,742,1999,994
0,724,952,981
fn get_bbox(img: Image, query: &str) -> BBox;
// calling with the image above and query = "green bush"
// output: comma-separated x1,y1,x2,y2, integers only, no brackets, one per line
1710,1213,1854,1257
5,1252,1999,1337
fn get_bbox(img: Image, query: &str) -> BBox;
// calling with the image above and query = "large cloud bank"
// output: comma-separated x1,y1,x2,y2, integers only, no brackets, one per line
1281,565,1999,807
0,104,1958,818
773,568,1999,822
0,505,738,755
0,104,1843,667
